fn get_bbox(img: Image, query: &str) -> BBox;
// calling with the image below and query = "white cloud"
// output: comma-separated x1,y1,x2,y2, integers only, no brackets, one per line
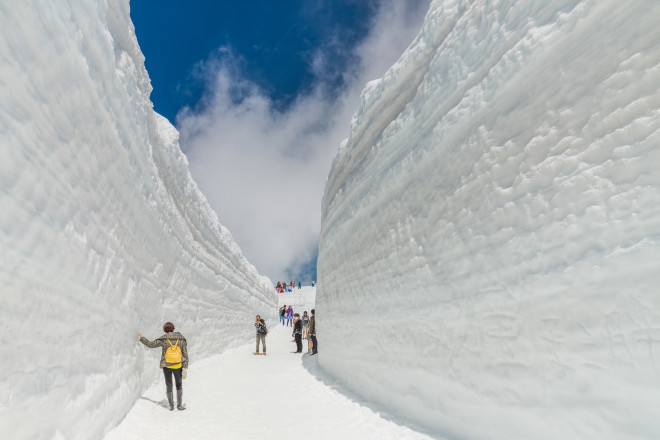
177,0,430,283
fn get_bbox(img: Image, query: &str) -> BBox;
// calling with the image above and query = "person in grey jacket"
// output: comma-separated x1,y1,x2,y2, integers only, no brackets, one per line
254,315,268,355
138,322,189,411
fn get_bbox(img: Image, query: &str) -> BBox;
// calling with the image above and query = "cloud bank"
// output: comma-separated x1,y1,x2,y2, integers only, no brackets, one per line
177,0,431,283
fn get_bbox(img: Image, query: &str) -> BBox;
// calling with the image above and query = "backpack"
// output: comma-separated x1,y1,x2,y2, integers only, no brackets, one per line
165,339,182,364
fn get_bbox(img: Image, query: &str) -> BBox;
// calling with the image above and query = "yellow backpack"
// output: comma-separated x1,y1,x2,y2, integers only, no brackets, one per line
165,339,182,364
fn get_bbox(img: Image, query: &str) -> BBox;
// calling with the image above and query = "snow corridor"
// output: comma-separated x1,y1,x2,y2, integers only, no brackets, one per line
105,287,435,440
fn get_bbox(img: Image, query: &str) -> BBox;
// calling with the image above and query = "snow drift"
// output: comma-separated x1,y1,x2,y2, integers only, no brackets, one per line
317,0,660,438
0,1,275,438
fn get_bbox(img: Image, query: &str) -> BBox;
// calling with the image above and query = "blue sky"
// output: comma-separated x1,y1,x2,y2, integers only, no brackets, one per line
130,0,429,284
131,1,378,124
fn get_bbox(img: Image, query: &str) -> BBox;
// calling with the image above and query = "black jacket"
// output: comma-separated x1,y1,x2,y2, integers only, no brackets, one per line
292,319,302,335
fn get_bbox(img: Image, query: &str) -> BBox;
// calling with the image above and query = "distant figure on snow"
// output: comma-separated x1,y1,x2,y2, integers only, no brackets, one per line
292,313,303,353
254,315,268,356
309,309,317,355
286,306,294,327
280,305,287,325
298,282,301,289
312,280,315,287
138,322,189,411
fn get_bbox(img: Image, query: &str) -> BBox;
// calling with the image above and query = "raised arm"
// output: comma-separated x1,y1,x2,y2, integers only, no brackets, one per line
138,333,162,348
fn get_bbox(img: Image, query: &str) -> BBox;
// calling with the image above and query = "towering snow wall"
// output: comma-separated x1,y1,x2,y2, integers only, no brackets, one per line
317,1,660,439
0,1,275,438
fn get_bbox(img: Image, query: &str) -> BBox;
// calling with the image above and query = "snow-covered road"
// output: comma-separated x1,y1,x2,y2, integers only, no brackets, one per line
105,288,435,439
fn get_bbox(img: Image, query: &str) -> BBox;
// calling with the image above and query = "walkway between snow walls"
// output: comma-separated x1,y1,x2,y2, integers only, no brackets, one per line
106,288,435,440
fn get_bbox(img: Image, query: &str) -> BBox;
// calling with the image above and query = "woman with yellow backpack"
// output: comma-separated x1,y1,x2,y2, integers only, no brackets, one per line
138,322,189,411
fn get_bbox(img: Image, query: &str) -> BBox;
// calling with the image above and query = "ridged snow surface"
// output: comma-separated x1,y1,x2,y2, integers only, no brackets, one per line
317,1,660,439
0,1,275,439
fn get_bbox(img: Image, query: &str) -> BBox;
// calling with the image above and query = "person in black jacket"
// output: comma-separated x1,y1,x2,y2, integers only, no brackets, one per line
292,313,302,353
279,305,286,326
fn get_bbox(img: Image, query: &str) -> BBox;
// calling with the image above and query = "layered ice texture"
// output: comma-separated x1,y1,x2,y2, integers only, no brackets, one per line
0,1,275,438
317,0,660,438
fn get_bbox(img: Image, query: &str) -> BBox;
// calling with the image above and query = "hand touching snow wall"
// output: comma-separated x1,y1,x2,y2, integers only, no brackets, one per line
0,1,275,438
317,1,660,439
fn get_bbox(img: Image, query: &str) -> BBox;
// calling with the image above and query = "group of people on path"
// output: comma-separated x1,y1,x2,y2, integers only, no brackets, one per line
289,308,317,354
269,306,318,355
275,281,302,292
280,304,294,326
136,306,317,412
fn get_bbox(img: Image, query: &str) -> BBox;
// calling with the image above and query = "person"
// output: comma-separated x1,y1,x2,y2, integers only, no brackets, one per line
292,313,303,353
312,280,315,287
286,306,294,327
301,311,309,339
298,281,301,289
255,315,268,354
138,322,188,411
309,309,317,355
254,315,268,355
279,305,286,326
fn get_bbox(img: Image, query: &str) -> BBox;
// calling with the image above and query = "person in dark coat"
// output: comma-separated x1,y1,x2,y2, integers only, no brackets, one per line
308,309,317,355
292,313,303,353
279,305,286,326
138,322,189,411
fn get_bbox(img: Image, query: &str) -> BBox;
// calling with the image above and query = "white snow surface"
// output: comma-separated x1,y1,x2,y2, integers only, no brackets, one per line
318,1,660,439
106,287,434,440
0,1,275,439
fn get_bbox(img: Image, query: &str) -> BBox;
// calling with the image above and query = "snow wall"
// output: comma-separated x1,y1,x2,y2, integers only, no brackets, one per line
0,2,275,439
317,1,660,439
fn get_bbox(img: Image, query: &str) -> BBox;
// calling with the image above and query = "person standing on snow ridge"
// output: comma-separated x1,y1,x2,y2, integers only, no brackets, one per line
280,305,287,326
292,313,303,353
286,306,294,327
301,310,309,339
298,282,301,289
138,322,189,411
254,315,268,356
309,309,317,355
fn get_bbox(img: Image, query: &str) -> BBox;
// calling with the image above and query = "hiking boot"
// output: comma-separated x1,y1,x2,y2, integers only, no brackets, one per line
262,352,266,356
254,352,260,355
166,392,174,411
177,390,185,410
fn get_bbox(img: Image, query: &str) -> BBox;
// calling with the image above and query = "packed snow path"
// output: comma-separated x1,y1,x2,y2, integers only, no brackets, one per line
106,288,434,440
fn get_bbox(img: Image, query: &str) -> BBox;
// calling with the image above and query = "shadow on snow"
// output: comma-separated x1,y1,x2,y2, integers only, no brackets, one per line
301,354,439,439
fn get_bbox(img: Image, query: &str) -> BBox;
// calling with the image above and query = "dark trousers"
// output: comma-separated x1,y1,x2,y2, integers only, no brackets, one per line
295,333,302,352
163,367,183,393
311,335,318,354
